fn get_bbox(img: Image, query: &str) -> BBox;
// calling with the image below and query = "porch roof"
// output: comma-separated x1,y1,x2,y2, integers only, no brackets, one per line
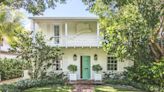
28,17,99,21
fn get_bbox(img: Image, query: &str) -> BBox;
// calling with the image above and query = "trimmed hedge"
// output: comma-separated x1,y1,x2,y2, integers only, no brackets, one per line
103,77,164,92
0,79,66,92
103,79,164,92
16,78,65,90
0,73,68,92
0,84,20,92
0,58,31,80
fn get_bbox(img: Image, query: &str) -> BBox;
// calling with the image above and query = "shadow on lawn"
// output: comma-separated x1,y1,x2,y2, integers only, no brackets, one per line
94,85,144,92
24,86,72,92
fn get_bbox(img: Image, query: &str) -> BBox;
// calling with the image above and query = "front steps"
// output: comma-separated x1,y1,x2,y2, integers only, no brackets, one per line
69,80,103,85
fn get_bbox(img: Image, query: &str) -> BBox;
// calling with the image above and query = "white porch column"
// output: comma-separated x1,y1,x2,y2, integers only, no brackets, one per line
65,23,68,47
97,22,100,39
32,20,36,43
97,22,100,48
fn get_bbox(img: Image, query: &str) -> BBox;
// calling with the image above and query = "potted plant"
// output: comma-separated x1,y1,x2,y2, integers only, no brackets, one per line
92,64,103,81
67,64,77,81
23,62,32,79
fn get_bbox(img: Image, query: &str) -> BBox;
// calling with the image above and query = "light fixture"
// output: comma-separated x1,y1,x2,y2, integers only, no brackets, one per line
94,54,98,61
73,54,77,61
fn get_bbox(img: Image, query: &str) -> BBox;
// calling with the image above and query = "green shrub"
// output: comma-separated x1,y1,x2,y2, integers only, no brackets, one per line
124,62,164,89
0,79,65,92
0,58,31,80
103,72,124,80
45,72,68,80
92,64,102,73
0,84,20,92
16,79,65,90
67,65,77,73
0,72,67,91
103,61,164,92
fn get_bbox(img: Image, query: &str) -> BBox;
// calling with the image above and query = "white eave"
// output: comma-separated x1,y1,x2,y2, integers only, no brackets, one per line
28,17,99,21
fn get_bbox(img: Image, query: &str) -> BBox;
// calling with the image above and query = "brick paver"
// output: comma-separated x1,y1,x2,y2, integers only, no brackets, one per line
73,84,94,92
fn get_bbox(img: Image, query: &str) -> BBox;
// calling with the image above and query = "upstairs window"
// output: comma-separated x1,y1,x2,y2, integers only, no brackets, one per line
107,56,117,71
54,25,60,44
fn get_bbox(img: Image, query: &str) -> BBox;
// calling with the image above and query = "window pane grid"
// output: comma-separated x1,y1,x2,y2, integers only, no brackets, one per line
54,25,60,44
54,60,61,71
107,56,117,71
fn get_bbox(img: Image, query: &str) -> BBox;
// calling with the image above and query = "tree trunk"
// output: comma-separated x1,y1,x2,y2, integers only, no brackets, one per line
150,16,164,61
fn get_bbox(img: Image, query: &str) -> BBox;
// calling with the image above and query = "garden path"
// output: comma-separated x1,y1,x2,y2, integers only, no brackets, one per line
0,78,21,85
73,84,94,92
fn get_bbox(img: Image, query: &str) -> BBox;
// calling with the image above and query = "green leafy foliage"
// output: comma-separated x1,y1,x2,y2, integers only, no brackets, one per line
16,79,65,90
0,0,66,15
67,65,77,73
0,5,25,45
103,71,164,92
45,72,68,81
0,73,67,92
83,0,163,61
11,32,62,79
0,84,20,92
124,61,164,90
92,64,102,73
0,58,31,80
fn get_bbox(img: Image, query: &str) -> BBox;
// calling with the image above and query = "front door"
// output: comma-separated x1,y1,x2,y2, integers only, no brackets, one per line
82,56,91,80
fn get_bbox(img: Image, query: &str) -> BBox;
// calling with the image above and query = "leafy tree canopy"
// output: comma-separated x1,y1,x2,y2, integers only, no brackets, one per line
11,32,62,79
0,5,26,45
83,0,164,62
0,0,66,15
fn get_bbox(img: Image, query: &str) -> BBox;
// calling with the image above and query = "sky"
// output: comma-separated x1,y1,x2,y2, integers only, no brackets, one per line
22,0,97,30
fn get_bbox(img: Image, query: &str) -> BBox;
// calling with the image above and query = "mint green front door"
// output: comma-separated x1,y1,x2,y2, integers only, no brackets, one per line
82,56,91,80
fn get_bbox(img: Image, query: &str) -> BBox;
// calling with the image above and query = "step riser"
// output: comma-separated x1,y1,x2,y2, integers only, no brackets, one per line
69,80,103,85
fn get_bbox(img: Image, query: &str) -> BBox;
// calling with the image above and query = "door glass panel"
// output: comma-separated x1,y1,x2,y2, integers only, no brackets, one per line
54,25,60,44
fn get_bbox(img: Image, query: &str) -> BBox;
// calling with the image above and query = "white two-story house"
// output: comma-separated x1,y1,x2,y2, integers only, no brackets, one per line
29,17,133,81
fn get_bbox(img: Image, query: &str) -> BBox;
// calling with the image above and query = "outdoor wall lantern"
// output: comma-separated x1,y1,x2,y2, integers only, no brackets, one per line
94,54,98,61
73,54,77,61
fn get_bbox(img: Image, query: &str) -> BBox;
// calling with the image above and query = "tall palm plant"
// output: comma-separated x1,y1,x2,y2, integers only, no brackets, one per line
0,5,25,49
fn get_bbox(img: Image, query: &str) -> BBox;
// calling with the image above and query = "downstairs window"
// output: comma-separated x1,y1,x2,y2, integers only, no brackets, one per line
53,57,62,70
107,56,117,71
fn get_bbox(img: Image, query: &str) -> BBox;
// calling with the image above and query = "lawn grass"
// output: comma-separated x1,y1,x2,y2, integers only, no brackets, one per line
23,84,145,92
23,85,72,92
94,85,145,92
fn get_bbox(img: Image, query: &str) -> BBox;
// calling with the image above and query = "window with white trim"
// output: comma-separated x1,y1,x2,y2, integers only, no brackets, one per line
54,25,60,44
107,56,117,70
53,57,62,71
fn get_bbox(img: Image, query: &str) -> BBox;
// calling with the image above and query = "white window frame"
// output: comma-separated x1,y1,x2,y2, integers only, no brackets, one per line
107,56,118,71
53,24,62,44
53,58,62,71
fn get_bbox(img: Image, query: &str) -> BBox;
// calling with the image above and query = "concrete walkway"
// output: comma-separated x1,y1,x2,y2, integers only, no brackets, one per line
0,78,21,85
73,84,94,92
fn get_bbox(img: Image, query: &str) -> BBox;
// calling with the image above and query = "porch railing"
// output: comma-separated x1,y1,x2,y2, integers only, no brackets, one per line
47,36,102,47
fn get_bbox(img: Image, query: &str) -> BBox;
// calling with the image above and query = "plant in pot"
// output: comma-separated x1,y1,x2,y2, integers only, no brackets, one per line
92,64,103,81
67,64,77,81
23,62,32,79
